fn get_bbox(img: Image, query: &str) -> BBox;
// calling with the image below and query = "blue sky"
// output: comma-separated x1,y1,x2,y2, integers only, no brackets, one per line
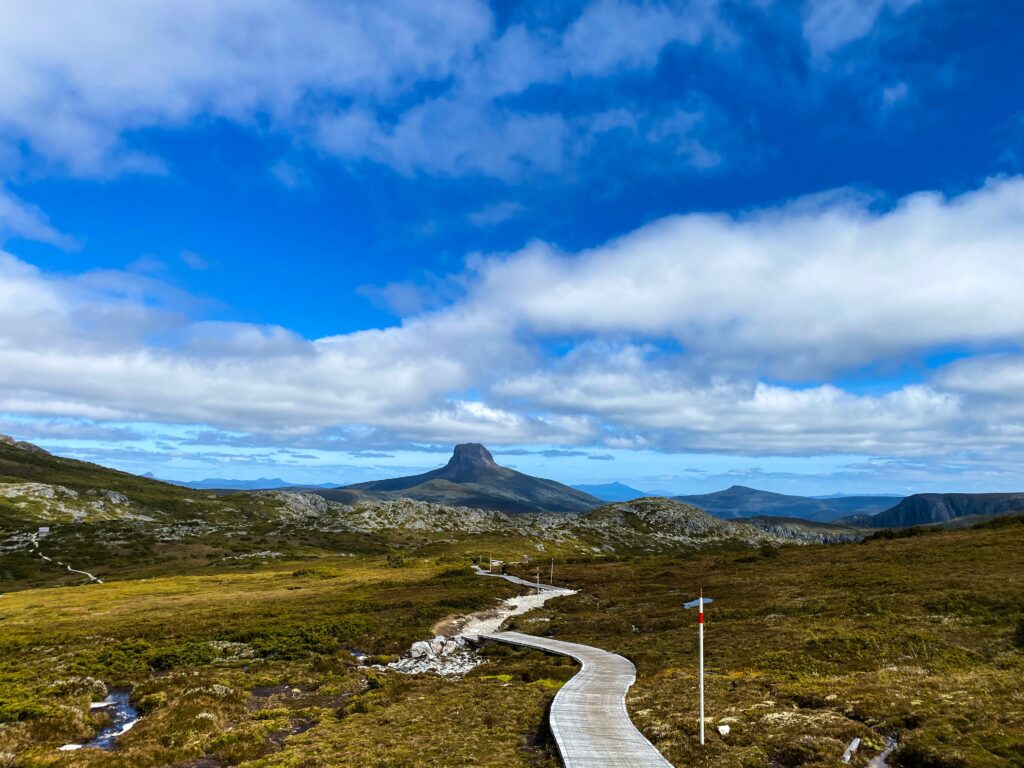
1,0,1023,494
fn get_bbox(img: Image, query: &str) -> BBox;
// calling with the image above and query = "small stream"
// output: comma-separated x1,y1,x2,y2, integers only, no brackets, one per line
58,690,139,752
866,736,898,767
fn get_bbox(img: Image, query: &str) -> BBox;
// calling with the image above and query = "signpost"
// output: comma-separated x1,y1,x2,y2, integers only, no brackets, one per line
684,592,714,745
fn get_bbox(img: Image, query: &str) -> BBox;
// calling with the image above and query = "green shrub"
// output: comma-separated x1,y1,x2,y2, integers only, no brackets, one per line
137,691,167,712
895,742,967,768
863,526,940,542
146,641,218,671
291,567,338,579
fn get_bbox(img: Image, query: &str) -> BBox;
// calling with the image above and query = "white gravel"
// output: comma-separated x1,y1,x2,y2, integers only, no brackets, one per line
387,568,575,676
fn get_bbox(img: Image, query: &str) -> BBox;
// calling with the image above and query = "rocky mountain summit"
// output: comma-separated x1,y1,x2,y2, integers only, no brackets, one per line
328,443,602,514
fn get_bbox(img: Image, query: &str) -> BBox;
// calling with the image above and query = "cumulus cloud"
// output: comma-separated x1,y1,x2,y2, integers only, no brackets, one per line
495,360,963,455
468,178,1024,377
2,177,1024,464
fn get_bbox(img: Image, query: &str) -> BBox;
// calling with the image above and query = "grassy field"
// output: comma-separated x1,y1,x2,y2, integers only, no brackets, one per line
505,518,1024,767
2,516,1022,767
0,555,572,767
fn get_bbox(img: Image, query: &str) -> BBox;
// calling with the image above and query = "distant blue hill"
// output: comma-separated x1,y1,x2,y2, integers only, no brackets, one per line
571,482,649,501
674,485,903,523
811,492,903,499
145,473,336,491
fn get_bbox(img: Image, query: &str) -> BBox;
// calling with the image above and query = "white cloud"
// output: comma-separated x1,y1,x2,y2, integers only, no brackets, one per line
0,0,492,175
2,177,1024,464
494,354,963,455
562,0,722,76
0,188,77,248
881,81,910,109
317,98,571,178
0,0,734,180
467,177,1024,377
468,201,526,227
937,355,1024,408
179,251,209,270
802,0,923,58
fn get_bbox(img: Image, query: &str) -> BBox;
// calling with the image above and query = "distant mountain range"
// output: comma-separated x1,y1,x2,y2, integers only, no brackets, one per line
7,433,1024,529
147,474,336,491
317,443,602,514
571,482,649,501
673,485,903,523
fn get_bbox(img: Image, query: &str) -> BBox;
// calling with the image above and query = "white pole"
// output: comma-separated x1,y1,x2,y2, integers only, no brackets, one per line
536,569,540,595
699,592,705,745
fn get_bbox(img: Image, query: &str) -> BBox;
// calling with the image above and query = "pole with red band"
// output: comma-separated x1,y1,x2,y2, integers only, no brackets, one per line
684,591,714,745
698,590,704,745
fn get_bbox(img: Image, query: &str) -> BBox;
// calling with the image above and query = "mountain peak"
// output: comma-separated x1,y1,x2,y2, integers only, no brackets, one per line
338,442,601,514
445,443,497,471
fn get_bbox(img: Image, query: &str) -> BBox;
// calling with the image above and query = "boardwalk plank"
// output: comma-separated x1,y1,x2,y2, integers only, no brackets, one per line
480,631,674,768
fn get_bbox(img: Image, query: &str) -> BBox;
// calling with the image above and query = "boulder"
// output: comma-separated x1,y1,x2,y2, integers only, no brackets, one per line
409,641,431,659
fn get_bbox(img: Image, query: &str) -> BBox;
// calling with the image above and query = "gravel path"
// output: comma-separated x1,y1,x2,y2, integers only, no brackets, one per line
28,533,103,584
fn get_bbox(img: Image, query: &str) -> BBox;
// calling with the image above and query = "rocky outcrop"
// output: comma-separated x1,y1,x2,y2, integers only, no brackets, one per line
389,635,481,676
0,483,152,522
862,492,1024,528
0,435,50,455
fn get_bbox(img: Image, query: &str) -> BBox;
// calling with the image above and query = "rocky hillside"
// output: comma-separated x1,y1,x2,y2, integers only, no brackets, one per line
860,492,1024,528
328,443,602,514
265,494,862,551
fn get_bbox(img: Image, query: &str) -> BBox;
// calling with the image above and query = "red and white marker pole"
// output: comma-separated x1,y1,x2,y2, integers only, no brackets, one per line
684,591,714,745
698,590,705,745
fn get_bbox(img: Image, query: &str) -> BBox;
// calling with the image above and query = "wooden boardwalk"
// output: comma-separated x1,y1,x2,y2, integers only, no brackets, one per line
480,630,674,768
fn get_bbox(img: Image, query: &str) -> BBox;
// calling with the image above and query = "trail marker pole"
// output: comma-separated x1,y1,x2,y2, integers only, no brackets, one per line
535,569,541,594
550,558,554,585
698,593,704,745
684,593,715,745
